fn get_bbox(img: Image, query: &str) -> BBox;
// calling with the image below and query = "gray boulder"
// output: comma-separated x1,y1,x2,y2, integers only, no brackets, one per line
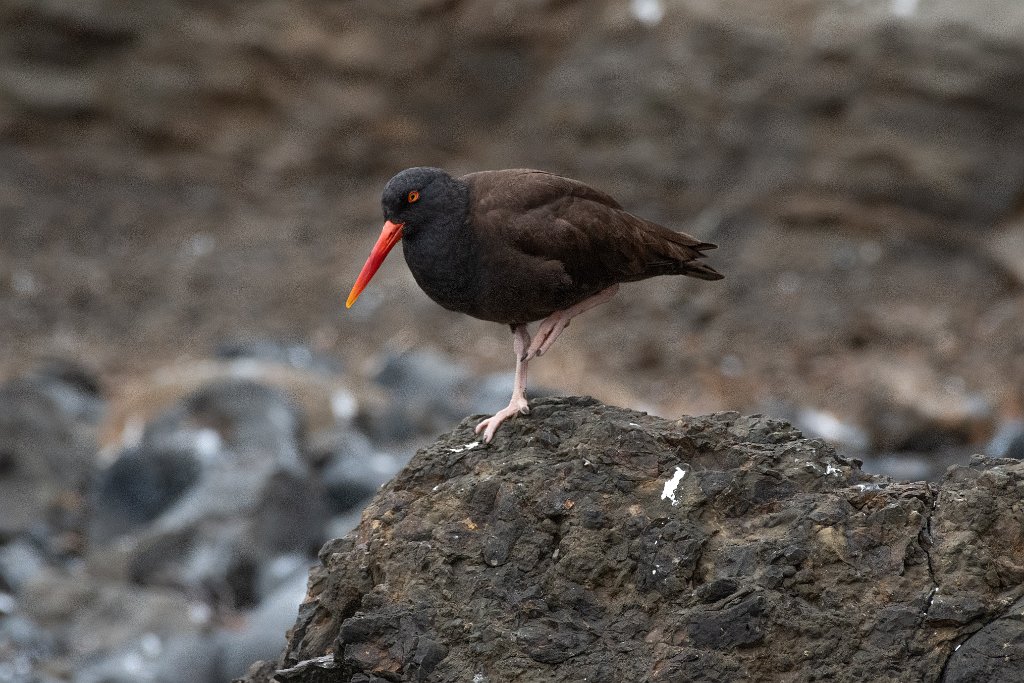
0,368,99,538
87,379,326,606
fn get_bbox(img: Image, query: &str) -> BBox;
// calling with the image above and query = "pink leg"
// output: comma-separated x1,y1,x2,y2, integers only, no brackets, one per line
524,284,619,361
476,324,532,443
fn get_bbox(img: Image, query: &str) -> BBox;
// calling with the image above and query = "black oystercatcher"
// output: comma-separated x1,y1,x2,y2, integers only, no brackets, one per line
347,168,723,442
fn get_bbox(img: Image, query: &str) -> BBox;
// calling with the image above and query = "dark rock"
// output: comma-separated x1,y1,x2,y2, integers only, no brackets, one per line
22,568,199,659
1007,434,1024,460
143,379,305,468
372,350,470,395
88,445,202,544
336,601,447,682
233,398,1024,682
312,428,401,515
76,634,178,683
687,596,765,649
926,594,987,627
246,468,328,562
215,339,343,376
861,361,994,452
146,567,310,682
0,539,47,593
361,350,472,442
0,373,98,537
85,379,327,608
990,419,1024,461
695,578,740,604
941,596,1024,683
27,359,105,424
233,566,311,664
87,460,326,608
0,614,58,681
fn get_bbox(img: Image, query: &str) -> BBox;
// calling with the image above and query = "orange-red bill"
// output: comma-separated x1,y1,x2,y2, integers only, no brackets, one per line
346,220,404,308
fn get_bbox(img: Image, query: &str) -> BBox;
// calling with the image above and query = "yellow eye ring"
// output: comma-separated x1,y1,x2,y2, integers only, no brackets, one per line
407,190,420,203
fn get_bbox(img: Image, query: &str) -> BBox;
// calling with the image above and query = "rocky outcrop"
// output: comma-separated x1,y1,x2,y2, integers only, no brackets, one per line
239,398,1024,682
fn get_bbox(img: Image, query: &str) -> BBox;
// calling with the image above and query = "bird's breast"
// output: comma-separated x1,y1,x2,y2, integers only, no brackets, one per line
401,234,481,316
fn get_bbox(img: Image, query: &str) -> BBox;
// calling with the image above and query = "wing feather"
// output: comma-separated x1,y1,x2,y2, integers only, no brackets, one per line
464,169,721,295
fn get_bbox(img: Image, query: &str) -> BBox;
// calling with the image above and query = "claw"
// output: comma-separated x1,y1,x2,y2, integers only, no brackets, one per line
475,398,529,443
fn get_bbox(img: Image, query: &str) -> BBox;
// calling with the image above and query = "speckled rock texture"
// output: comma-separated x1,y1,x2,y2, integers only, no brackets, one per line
235,397,1024,682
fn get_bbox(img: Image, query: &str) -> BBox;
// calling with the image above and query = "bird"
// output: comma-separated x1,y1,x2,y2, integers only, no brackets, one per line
347,167,723,442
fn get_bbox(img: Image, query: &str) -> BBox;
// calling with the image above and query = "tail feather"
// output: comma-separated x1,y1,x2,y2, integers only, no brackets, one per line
681,260,724,281
656,231,724,281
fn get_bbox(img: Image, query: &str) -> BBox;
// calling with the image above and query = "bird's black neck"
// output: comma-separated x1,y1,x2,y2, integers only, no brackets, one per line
400,179,479,313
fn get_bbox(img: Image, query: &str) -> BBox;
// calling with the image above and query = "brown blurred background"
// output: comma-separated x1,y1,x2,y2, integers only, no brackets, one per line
3,0,1023,468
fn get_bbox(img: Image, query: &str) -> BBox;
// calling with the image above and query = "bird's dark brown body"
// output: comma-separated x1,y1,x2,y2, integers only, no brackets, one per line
347,167,723,442
397,169,721,326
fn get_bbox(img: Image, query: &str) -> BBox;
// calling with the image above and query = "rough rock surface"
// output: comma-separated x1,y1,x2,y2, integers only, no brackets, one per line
238,398,1024,683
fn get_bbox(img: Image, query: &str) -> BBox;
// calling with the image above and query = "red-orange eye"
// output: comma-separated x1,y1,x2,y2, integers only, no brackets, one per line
407,190,420,203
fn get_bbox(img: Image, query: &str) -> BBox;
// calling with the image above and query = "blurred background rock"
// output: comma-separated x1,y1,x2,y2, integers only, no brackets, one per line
1,0,1023,680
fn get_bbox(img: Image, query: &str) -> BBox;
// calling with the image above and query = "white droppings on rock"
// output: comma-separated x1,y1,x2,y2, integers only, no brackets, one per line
825,463,842,476
661,466,686,505
448,441,481,453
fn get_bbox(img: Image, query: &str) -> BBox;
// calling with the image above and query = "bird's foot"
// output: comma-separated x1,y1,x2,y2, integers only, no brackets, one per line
475,396,530,443
524,314,569,361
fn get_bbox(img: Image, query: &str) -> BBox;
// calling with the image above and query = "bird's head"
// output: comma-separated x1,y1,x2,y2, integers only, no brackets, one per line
380,166,453,228
346,167,460,308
